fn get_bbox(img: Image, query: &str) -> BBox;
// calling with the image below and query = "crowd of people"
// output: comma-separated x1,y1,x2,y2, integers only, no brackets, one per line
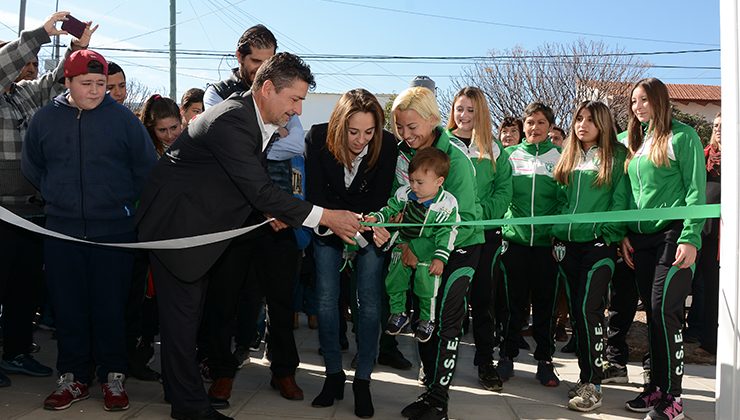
0,12,721,420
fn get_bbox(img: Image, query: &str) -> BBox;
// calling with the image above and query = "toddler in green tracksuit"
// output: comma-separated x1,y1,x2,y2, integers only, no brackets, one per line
365,148,460,343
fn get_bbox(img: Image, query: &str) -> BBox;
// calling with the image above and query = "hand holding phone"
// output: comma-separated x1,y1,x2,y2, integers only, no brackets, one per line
61,15,86,39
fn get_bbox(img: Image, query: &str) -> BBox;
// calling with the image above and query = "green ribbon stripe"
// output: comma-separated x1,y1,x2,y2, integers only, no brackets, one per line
363,204,721,228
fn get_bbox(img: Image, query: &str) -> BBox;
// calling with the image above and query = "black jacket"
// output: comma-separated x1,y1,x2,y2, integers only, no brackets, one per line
136,91,313,281
304,123,397,244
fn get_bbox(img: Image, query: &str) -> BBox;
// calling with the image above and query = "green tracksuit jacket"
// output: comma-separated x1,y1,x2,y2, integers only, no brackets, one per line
623,119,706,248
445,129,513,228
369,185,460,263
502,138,564,247
394,127,485,254
552,144,630,245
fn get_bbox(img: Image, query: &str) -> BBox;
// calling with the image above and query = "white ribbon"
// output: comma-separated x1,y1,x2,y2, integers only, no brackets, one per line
0,205,272,250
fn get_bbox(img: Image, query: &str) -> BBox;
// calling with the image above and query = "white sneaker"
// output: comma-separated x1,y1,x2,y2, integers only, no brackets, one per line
568,382,602,412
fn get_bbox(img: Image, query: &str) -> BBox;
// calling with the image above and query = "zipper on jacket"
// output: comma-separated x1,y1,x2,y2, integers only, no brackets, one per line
636,155,643,233
530,143,539,246
77,111,87,238
568,170,583,241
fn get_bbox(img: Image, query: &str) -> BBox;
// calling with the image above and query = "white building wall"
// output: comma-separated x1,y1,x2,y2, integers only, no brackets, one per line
717,0,739,419
298,92,394,130
673,102,721,123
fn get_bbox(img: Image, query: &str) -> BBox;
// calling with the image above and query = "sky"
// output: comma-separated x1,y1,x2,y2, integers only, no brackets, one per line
0,0,721,101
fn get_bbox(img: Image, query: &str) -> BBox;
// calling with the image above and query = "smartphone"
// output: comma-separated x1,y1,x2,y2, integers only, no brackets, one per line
61,15,86,39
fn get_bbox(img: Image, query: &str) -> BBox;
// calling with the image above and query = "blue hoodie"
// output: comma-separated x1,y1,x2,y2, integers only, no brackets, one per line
22,93,157,238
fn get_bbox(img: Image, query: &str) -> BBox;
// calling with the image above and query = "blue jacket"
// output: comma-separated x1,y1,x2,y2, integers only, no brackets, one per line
22,93,157,238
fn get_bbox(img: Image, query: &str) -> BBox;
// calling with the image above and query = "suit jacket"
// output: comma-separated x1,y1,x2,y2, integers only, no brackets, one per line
136,91,313,282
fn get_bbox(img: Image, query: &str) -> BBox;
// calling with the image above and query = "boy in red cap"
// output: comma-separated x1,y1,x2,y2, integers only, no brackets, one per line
21,49,158,412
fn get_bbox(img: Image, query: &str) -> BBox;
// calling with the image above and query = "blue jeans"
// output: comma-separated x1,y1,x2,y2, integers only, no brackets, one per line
313,236,385,380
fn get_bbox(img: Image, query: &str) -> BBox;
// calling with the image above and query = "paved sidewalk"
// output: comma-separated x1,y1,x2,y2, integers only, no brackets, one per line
0,321,716,419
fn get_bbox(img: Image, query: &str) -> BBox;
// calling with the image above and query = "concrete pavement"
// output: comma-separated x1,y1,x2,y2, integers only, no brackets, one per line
0,320,716,419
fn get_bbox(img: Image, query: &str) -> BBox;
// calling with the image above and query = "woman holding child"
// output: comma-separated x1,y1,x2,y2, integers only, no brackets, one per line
378,86,484,420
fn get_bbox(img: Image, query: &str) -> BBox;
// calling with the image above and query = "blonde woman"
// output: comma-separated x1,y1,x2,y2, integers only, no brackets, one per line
445,87,512,392
385,87,483,420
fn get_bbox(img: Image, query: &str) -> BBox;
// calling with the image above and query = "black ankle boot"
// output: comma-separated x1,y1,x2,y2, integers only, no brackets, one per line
352,378,374,418
311,371,346,407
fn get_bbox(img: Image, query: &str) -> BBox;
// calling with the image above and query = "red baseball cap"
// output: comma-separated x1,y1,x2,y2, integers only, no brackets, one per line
64,49,108,78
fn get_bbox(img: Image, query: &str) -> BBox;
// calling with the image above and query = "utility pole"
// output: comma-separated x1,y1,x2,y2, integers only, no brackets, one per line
169,0,177,100
18,0,26,36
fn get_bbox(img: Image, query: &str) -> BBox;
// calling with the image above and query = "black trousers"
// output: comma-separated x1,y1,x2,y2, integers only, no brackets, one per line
152,226,300,412
630,223,693,397
470,229,502,366
419,244,480,405
45,233,133,383
606,259,638,367
125,250,155,350
559,239,616,385
0,220,43,360
500,242,559,361
203,227,301,379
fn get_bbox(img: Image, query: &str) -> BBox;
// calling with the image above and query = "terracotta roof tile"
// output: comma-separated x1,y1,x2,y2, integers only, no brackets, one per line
666,84,721,101
583,81,721,101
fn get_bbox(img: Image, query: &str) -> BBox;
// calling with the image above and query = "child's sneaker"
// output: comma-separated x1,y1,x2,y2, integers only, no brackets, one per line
414,319,435,343
625,387,662,412
567,382,602,412
101,372,129,411
535,360,560,387
43,373,89,410
385,313,409,335
645,393,684,420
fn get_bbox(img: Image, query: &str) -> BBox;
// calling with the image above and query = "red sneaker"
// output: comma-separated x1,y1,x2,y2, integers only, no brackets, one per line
101,372,129,411
43,373,89,410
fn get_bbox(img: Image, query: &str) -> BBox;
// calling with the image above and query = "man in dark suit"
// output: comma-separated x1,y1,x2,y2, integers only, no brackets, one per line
136,52,361,420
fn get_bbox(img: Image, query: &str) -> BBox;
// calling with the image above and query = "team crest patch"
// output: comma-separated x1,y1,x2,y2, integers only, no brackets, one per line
544,162,555,174
553,243,566,262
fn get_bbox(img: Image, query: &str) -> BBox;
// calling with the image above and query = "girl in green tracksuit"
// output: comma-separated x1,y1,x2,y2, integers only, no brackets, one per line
552,101,630,412
445,86,512,392
499,102,564,387
621,78,705,420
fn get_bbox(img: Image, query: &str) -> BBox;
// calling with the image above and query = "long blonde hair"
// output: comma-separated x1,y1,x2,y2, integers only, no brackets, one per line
554,101,620,187
446,86,495,170
625,78,673,170
326,88,385,170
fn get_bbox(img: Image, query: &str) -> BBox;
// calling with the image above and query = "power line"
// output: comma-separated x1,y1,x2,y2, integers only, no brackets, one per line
317,0,720,48
64,46,719,71
84,46,720,61
97,0,251,46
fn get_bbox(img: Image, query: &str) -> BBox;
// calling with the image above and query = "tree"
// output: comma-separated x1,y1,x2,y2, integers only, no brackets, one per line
442,39,649,131
672,108,713,146
383,94,397,131
123,79,164,116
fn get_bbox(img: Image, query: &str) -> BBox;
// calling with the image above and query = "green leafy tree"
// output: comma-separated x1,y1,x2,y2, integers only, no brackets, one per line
383,94,397,131
671,108,713,146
